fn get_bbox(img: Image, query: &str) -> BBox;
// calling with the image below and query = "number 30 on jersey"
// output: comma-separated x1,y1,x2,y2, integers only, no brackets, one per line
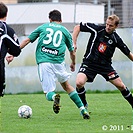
43,28,62,47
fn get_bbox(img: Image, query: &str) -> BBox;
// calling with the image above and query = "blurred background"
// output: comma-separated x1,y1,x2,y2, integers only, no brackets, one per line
3,0,133,94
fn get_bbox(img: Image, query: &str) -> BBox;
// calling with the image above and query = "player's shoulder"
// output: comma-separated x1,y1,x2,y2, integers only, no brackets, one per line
61,25,69,31
54,24,70,35
111,31,123,43
112,31,121,39
81,22,105,30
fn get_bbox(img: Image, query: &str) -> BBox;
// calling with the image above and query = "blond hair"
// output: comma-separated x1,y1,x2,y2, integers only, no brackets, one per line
107,14,119,26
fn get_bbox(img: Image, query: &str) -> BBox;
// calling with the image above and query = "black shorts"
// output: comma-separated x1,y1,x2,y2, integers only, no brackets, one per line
78,62,119,82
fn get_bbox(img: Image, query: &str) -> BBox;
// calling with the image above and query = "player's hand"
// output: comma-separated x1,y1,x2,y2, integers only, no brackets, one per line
6,55,14,64
70,63,75,72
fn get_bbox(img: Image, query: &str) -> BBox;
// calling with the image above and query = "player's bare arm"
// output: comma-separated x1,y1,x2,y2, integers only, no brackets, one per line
72,25,80,52
70,51,76,72
20,38,31,49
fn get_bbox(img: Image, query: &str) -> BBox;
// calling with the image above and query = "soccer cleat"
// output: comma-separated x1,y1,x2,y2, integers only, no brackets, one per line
53,94,60,114
81,109,90,119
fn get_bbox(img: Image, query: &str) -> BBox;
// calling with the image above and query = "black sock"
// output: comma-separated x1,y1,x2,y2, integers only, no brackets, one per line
76,87,88,106
121,87,133,108
0,83,6,97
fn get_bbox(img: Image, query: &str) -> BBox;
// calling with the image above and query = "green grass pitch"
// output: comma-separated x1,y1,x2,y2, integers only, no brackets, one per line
0,93,133,133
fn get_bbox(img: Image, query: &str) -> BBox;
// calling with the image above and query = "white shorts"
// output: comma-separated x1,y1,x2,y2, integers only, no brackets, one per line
38,62,71,93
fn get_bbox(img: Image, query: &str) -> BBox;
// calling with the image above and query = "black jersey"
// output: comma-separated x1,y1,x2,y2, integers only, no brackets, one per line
0,21,21,92
80,22,130,65
0,21,21,59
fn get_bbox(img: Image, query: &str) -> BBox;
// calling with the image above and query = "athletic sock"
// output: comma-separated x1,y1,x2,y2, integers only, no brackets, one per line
69,90,85,109
121,87,133,108
46,92,56,101
0,83,6,97
76,87,88,106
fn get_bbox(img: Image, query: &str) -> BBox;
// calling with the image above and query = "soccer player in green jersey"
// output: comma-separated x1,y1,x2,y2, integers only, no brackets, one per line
20,10,90,119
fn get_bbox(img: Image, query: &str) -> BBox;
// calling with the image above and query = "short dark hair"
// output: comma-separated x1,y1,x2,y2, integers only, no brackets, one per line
49,10,61,22
0,2,8,19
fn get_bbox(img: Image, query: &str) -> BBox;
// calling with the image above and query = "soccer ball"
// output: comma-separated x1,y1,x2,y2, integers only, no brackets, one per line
18,105,32,119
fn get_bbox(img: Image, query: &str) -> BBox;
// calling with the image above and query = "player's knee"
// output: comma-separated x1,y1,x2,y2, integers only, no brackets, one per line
76,81,84,89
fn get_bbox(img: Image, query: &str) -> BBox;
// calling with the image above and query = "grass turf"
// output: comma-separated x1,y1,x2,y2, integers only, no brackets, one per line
0,93,133,133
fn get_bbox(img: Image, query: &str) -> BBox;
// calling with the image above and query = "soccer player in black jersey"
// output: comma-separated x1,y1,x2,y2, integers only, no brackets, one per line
72,14,133,111
0,2,21,97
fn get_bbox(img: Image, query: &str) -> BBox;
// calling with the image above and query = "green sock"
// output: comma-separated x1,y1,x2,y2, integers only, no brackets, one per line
46,92,56,101
69,90,84,109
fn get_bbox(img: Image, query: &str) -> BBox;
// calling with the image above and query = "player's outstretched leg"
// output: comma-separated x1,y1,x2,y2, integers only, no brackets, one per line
53,94,61,114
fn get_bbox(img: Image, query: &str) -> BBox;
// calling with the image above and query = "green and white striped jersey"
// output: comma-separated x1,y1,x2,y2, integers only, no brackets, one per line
28,22,74,64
